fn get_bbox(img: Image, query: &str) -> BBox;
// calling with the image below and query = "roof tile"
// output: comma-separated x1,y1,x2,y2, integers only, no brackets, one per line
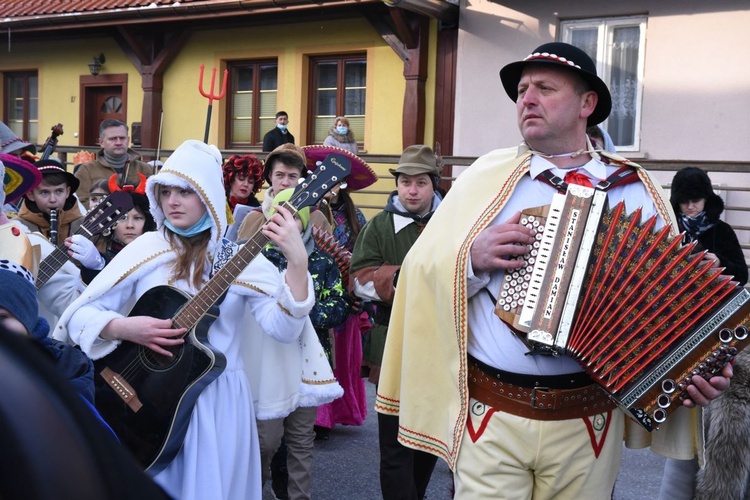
0,0,207,18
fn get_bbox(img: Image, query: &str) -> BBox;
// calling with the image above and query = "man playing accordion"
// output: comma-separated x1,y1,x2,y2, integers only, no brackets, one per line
375,42,733,499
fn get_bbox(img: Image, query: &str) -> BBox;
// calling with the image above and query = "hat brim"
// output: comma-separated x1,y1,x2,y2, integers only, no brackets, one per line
302,145,378,191
35,162,80,194
499,60,612,126
1,154,43,204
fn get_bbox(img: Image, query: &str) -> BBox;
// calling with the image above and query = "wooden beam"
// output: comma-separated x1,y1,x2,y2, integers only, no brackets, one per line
113,27,190,149
363,11,410,62
401,16,429,148
389,8,418,49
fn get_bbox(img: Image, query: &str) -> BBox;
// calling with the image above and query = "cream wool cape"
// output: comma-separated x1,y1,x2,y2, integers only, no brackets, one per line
375,145,705,469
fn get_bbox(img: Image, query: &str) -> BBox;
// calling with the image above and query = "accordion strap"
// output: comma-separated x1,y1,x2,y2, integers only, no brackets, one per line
537,165,639,194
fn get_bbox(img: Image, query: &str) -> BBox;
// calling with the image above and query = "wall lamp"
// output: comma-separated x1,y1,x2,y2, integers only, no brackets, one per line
88,54,106,76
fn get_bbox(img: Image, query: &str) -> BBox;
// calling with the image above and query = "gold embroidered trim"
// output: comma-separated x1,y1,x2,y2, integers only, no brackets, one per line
301,378,338,385
277,303,292,316
232,281,269,296
114,249,172,286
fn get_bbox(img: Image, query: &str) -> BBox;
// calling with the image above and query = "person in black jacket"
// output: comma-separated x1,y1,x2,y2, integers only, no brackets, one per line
657,167,749,500
670,166,748,286
263,111,295,152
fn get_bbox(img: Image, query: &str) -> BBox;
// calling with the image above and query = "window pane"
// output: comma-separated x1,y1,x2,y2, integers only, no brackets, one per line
29,76,38,99
345,89,365,116
608,26,640,147
259,90,277,118
317,89,337,116
8,98,23,121
28,121,37,144
232,119,251,143
8,121,23,137
260,65,277,91
234,67,253,92
317,62,338,88
344,60,366,87
570,29,598,61
233,92,253,118
29,97,38,120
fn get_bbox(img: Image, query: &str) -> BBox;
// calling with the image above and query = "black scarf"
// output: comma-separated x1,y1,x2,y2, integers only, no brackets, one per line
679,211,715,242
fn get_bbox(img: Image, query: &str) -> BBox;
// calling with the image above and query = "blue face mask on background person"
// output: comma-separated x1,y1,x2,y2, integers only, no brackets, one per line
277,124,287,132
336,125,348,135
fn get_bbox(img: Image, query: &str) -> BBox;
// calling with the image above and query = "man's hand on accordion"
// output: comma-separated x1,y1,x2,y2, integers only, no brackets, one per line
471,212,536,273
682,362,733,408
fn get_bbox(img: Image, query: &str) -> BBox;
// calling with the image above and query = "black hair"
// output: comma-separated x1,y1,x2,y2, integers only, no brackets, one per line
39,172,70,187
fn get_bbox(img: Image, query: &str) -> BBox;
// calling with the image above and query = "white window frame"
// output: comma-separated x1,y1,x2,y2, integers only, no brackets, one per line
560,16,647,152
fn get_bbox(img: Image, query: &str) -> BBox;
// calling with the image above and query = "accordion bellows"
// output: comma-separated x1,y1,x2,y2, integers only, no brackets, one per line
496,186,750,431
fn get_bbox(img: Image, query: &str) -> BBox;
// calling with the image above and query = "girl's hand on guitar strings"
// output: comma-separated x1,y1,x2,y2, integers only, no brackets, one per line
101,316,187,357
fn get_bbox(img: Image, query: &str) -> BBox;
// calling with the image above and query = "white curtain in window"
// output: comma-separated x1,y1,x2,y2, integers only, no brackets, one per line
608,27,640,147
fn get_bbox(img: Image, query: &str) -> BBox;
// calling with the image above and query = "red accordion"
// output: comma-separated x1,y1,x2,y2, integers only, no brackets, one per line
496,186,750,431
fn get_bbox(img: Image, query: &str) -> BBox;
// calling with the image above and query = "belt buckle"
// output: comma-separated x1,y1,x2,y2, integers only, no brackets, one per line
530,386,551,409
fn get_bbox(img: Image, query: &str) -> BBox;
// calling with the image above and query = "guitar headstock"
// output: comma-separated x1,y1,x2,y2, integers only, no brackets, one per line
290,153,352,211
83,191,135,236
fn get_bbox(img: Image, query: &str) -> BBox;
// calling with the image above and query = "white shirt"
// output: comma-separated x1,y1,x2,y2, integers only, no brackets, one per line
466,154,664,375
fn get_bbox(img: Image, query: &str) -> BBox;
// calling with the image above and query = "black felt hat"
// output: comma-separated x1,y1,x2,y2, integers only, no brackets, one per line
499,42,612,126
34,158,80,193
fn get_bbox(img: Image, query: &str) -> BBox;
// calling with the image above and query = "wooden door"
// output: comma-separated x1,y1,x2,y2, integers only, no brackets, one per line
79,74,128,147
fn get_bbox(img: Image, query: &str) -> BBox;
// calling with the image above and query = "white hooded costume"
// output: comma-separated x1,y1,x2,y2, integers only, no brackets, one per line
54,140,342,500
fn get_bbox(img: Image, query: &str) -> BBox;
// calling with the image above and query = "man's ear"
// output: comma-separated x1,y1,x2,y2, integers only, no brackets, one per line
64,186,72,198
580,91,598,120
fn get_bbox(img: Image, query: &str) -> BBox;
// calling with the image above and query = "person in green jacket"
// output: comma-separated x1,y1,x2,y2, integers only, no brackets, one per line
349,144,442,500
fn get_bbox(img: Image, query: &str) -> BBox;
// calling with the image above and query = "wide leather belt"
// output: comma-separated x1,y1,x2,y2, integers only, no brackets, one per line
467,359,617,421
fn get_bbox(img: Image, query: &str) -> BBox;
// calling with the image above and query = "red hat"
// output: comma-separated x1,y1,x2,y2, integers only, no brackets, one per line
301,145,377,191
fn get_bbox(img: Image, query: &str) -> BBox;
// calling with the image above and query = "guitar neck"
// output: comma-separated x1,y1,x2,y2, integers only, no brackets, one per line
36,244,74,290
172,229,272,331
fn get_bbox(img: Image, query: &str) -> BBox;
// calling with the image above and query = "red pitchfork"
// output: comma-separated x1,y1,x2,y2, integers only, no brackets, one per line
198,64,229,143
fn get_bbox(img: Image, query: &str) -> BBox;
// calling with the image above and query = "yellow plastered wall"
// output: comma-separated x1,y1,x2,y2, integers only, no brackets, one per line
0,37,143,152
1,17,439,214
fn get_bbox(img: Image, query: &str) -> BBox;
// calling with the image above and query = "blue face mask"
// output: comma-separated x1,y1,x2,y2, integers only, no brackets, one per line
277,124,287,132
165,212,213,238
336,125,348,135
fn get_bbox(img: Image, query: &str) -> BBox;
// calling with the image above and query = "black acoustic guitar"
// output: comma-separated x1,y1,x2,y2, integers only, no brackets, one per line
93,153,351,473
36,191,134,290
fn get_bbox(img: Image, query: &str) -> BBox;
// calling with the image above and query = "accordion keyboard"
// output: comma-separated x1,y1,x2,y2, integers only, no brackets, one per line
495,205,548,331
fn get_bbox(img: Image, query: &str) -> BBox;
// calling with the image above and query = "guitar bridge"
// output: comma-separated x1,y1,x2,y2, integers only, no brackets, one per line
100,367,144,412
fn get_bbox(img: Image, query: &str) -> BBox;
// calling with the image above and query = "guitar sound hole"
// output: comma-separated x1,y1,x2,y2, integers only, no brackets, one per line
139,344,184,371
